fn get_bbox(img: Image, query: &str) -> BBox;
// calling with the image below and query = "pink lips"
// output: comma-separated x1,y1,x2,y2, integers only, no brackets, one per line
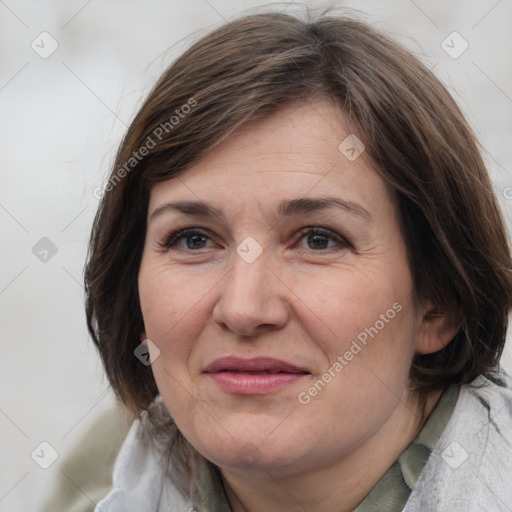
204,357,309,394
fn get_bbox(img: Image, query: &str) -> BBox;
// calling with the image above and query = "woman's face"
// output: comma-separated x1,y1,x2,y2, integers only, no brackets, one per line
138,100,428,476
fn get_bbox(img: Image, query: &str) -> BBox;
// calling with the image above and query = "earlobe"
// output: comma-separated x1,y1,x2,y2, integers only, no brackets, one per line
416,309,459,355
140,330,147,343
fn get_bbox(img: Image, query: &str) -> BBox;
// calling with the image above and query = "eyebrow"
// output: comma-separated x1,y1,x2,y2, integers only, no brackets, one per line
150,197,372,223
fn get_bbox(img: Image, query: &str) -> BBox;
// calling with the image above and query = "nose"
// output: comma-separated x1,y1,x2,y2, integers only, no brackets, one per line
212,250,290,338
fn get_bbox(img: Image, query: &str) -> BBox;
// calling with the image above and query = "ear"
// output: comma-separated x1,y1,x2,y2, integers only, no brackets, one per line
140,330,147,343
416,308,460,355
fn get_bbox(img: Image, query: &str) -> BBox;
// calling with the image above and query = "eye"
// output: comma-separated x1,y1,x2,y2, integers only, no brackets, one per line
162,228,216,251
295,227,350,251
160,226,350,253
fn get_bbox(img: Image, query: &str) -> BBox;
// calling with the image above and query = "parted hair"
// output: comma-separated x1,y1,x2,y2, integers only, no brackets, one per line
85,7,512,495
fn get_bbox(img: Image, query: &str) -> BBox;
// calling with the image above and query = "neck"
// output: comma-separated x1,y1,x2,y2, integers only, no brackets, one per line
222,389,442,512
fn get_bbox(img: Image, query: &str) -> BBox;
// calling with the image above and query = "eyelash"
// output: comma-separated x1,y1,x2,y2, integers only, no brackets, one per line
161,226,350,252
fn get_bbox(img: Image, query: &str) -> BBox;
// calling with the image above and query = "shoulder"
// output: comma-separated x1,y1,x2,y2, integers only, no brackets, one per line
41,405,133,512
405,372,512,511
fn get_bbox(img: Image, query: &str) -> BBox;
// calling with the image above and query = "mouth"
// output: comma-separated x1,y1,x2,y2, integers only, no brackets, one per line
204,357,310,394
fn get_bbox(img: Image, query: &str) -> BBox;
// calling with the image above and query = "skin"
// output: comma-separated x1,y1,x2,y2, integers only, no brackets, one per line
138,99,458,511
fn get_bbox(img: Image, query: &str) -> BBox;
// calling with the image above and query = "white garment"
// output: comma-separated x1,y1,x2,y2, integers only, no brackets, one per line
403,374,512,511
93,416,191,511
95,374,512,511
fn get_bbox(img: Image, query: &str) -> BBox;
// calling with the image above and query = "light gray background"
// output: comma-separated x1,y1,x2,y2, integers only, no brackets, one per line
1,1,511,510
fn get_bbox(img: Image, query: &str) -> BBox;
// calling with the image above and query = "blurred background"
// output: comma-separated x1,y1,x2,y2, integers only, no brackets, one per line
1,0,511,510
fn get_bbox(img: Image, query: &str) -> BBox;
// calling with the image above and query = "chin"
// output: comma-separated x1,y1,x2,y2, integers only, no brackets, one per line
190,427,308,474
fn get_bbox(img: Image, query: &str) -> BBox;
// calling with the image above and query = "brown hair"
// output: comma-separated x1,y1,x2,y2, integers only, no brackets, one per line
85,7,512,492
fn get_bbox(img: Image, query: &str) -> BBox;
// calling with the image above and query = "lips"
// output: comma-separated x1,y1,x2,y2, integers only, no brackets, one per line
204,357,309,374
204,357,309,394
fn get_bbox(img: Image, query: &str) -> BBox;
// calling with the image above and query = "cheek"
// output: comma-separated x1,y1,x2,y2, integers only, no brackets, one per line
138,261,215,367
138,262,214,431
287,264,415,360
290,279,416,453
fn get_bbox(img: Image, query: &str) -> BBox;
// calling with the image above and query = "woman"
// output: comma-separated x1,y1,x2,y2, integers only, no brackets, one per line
50,8,512,512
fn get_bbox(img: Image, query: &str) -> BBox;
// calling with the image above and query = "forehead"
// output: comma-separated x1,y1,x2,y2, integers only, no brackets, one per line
148,100,390,220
